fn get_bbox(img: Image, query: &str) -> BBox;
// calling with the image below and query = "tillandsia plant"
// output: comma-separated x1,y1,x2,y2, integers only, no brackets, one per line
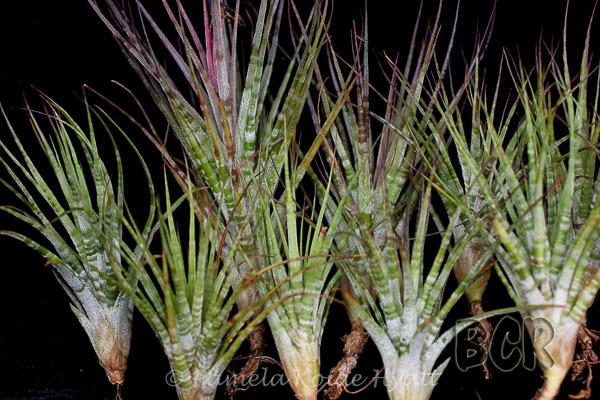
437,27,600,398
0,96,154,385
339,178,499,400
88,0,329,385
108,177,276,400
413,22,513,371
416,57,524,379
304,5,479,395
252,149,347,400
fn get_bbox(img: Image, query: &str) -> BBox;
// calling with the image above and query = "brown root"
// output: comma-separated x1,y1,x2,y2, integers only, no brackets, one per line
225,323,266,398
569,325,600,399
470,300,493,380
324,322,369,400
114,384,123,400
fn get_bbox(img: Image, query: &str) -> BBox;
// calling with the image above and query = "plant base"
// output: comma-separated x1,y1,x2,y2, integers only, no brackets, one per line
532,317,581,400
274,334,320,400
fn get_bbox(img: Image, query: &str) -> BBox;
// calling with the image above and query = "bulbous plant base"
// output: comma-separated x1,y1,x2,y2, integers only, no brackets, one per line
537,324,599,400
532,317,581,400
277,343,320,400
173,371,220,400
381,354,446,400
456,239,493,380
535,364,570,400
70,298,132,386
283,353,319,400
98,338,128,385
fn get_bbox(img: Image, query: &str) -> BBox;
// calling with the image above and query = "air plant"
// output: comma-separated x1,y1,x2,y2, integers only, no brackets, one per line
307,32,506,396
307,32,513,398
417,58,523,379
414,39,513,377
251,148,347,400
437,24,600,398
108,178,275,400
340,177,501,400
0,96,154,385
304,4,485,395
88,0,329,385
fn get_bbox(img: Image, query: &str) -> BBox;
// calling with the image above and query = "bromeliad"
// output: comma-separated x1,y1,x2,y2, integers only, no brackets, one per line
0,96,155,385
252,149,347,400
108,177,275,400
88,1,329,391
438,25,600,398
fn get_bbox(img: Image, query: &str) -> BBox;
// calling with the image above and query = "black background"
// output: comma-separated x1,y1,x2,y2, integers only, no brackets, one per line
0,1,599,399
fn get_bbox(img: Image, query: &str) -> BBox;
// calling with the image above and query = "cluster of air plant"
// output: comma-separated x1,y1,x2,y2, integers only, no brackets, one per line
300,7,514,398
418,56,523,381
491,42,600,399
303,3,500,395
433,20,600,399
0,96,154,386
87,1,330,393
413,36,502,381
341,178,503,400
4,1,600,400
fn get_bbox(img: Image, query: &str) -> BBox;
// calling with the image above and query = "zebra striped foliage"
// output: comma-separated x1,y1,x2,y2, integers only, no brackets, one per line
0,97,154,385
419,57,525,377
89,0,328,313
110,178,277,400
252,152,346,400
438,34,600,399
88,1,333,395
339,179,497,400
304,6,482,395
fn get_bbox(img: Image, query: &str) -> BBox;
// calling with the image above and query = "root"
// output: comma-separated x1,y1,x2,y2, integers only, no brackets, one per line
115,384,123,400
470,301,493,380
324,322,369,400
225,323,266,398
569,325,600,400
